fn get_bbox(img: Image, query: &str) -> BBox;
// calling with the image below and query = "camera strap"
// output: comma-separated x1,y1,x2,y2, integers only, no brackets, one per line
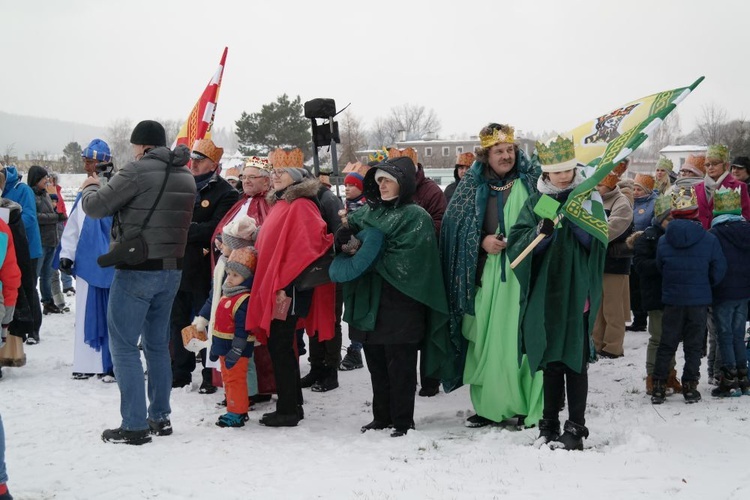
140,150,174,232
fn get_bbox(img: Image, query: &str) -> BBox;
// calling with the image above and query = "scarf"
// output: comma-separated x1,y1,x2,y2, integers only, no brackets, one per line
194,171,214,205
703,171,730,201
536,168,584,195
711,214,745,227
221,283,251,297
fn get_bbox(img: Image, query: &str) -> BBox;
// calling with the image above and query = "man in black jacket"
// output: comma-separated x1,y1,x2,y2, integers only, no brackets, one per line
81,120,196,445
170,138,239,392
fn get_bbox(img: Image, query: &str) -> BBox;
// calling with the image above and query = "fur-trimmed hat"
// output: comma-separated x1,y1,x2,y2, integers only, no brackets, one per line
222,215,257,250
192,139,224,164
681,154,706,177
634,173,655,193
130,120,166,147
226,247,257,279
82,138,111,162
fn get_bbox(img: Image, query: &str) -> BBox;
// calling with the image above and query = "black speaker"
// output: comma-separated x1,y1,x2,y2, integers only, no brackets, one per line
304,98,336,119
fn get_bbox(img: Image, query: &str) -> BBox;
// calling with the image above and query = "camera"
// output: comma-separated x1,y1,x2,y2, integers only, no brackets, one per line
95,161,115,179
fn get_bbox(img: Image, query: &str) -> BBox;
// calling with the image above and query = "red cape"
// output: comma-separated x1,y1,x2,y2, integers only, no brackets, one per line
246,196,334,344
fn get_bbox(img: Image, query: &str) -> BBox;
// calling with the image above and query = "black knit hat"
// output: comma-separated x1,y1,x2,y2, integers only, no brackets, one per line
130,120,166,147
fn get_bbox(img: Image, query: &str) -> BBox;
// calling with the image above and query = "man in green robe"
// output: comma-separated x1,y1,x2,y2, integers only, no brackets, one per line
440,123,543,428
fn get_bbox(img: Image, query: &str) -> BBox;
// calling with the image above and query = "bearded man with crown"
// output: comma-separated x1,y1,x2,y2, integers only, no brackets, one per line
439,123,544,428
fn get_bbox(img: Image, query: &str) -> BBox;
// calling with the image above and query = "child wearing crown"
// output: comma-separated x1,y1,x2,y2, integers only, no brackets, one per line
707,187,750,397
651,187,726,404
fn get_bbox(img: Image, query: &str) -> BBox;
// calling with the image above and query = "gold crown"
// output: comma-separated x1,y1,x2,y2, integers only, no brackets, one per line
536,135,576,168
480,125,515,149
713,186,742,215
244,156,270,170
269,148,304,169
671,186,698,211
387,147,418,166
368,147,389,163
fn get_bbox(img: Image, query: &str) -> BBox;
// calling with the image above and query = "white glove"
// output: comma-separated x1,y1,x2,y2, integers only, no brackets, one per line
192,316,209,333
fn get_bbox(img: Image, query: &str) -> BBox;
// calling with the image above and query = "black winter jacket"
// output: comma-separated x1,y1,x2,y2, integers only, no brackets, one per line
633,223,665,311
710,219,750,302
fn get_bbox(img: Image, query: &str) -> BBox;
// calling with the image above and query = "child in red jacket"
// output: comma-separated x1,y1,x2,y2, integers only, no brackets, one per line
0,218,22,354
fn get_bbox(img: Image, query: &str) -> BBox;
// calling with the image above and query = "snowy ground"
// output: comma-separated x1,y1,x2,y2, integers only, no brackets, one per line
2,300,750,500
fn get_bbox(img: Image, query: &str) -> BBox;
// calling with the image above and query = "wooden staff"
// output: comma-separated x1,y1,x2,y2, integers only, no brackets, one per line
510,213,564,269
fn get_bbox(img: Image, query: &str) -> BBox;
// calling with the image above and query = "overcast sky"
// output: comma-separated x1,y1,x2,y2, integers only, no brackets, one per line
1,0,747,140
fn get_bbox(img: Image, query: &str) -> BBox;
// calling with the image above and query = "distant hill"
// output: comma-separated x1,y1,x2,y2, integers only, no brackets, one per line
0,111,106,160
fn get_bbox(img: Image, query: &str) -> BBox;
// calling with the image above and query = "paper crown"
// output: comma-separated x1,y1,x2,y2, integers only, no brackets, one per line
599,160,629,189
713,186,742,215
655,157,674,172
456,151,475,167
342,161,370,178
244,156,270,171
269,148,304,169
480,125,515,149
224,167,240,181
681,154,706,176
192,139,224,164
634,173,655,192
536,135,577,173
387,147,418,166
654,194,672,218
226,247,258,278
706,144,730,162
671,186,698,212
368,147,389,164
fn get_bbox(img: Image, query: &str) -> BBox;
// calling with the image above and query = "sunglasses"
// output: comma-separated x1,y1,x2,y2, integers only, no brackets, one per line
190,152,209,162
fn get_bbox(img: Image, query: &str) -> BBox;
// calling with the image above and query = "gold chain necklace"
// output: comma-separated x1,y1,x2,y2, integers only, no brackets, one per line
489,180,515,192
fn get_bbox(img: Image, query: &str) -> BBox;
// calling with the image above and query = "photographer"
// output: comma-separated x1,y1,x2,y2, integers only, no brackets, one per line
80,120,196,445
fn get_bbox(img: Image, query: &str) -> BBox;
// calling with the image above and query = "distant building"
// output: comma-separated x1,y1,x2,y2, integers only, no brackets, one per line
659,144,707,171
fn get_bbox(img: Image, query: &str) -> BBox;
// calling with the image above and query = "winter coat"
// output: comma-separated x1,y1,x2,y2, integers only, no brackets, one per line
0,219,21,309
633,192,657,232
81,145,197,262
28,165,61,249
1,166,42,259
443,166,461,205
632,223,665,311
709,219,750,302
414,164,446,237
656,219,727,306
208,277,254,359
181,172,238,293
602,187,634,275
695,175,750,229
317,185,344,236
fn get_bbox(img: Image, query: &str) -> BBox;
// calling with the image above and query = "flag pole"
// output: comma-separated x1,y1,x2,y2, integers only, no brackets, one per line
510,213,564,270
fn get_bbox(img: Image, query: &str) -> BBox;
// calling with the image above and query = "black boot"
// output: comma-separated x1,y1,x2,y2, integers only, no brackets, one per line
339,345,364,371
737,367,750,396
311,366,339,392
533,418,560,447
711,367,740,398
300,365,325,389
551,420,589,451
361,420,391,433
651,379,667,405
682,380,702,404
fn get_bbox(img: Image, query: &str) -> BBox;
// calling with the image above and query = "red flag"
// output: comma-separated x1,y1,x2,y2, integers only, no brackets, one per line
173,47,228,148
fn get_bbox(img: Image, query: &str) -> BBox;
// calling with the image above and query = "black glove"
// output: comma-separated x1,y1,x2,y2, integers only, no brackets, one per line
57,212,67,222
536,218,555,238
59,258,74,276
224,336,248,370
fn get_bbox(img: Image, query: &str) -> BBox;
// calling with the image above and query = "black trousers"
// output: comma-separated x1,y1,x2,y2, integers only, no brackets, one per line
363,343,419,430
308,285,343,368
268,314,303,415
542,313,589,426
654,305,706,382
629,267,647,326
169,289,210,383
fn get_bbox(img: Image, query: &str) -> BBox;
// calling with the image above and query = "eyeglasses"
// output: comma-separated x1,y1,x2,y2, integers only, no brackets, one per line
271,170,288,177
705,161,724,168
240,175,265,181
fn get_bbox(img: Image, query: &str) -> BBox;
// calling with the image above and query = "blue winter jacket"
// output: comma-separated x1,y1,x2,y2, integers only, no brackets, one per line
656,219,726,306
2,166,43,259
633,192,657,232
710,219,750,302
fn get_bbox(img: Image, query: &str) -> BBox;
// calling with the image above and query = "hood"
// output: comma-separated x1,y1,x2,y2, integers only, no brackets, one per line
452,165,461,182
711,220,750,253
634,191,657,205
664,219,707,249
0,198,22,225
144,145,190,168
415,163,428,186
27,165,48,190
363,156,416,208
2,165,20,190
267,178,322,206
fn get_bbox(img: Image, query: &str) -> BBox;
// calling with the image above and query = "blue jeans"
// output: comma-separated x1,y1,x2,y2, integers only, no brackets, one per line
713,299,749,371
108,269,182,431
61,269,73,290
36,245,56,304
0,412,7,484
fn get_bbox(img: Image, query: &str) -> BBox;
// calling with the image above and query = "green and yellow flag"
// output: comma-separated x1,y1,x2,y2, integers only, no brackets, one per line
562,76,704,244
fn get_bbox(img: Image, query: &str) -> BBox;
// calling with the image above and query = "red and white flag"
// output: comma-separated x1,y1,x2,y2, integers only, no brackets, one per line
173,47,228,148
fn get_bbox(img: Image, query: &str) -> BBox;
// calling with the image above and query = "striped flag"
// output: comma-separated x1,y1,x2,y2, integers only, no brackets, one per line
561,76,705,244
173,47,228,148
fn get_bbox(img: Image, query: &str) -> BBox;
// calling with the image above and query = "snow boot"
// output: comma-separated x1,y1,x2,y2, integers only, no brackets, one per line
645,375,653,396
737,367,750,396
361,420,391,433
339,345,364,371
0,482,12,500
651,379,667,405
464,414,495,428
101,427,151,445
711,367,741,398
550,420,589,451
148,419,173,436
259,412,300,427
533,418,561,448
682,380,702,404
666,369,682,394
311,366,339,392
216,412,249,428
300,365,325,389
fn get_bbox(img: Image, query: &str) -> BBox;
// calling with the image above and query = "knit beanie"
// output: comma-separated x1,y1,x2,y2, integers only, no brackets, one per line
222,215,257,250
285,168,305,183
130,120,166,147
226,247,257,279
82,138,112,162
344,172,364,192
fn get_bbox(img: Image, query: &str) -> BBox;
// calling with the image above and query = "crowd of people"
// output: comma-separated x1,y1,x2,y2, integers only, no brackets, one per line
1,119,749,497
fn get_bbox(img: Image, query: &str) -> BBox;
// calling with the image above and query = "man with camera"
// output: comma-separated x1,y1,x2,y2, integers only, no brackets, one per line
80,120,196,445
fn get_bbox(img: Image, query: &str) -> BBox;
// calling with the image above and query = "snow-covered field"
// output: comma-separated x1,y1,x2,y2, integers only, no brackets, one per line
2,300,750,499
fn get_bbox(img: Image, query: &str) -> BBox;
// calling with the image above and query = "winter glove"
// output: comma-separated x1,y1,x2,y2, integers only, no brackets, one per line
224,336,248,370
59,258,74,276
536,218,555,238
57,212,67,222
209,343,220,363
341,235,362,256
192,315,209,334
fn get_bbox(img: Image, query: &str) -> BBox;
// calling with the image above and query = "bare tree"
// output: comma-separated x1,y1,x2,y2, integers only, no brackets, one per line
370,104,443,147
106,118,133,169
158,118,181,148
338,111,369,164
697,103,728,145
2,143,16,165
723,118,750,157
636,110,683,159
369,116,397,148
